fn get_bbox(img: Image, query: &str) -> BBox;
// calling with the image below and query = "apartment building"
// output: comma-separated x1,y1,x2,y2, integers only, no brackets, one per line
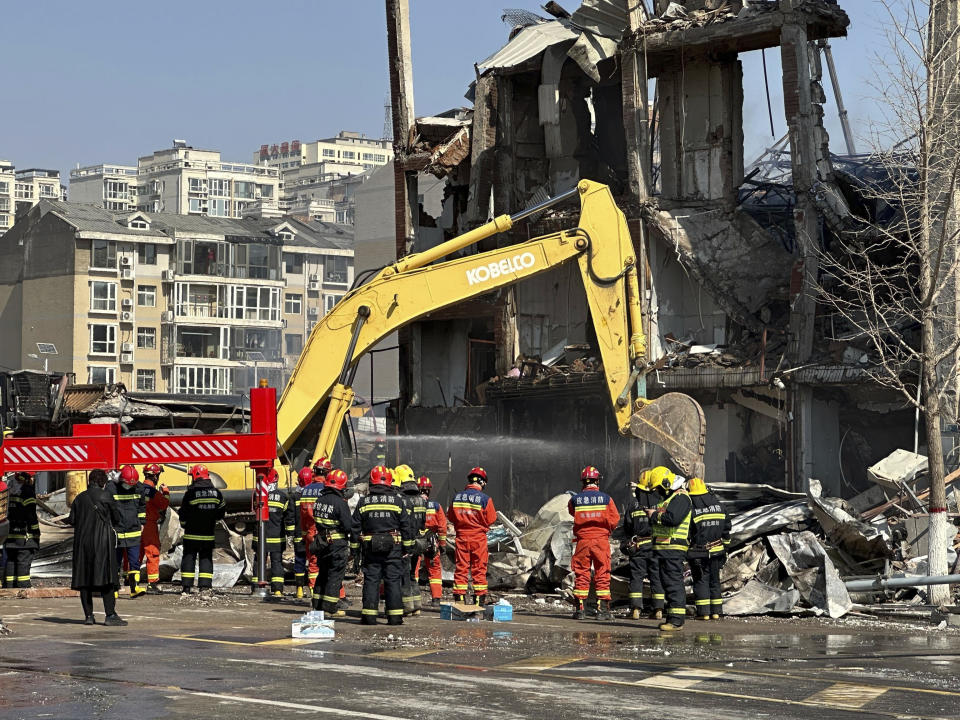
255,132,392,176
0,201,353,395
69,141,282,219
13,168,65,218
0,161,14,232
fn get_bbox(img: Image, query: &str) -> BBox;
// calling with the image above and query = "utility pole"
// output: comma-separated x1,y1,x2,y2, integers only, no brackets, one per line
385,0,417,415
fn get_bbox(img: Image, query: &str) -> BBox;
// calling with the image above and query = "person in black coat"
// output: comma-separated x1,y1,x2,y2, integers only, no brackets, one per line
67,469,127,626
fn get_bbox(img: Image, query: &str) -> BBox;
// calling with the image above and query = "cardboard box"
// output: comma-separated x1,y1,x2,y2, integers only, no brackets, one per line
440,602,484,621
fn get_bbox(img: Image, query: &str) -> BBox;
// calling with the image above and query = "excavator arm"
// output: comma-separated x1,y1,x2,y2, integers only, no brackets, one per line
277,180,706,475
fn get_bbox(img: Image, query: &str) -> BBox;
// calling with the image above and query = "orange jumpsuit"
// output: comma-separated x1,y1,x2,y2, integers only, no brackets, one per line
140,482,170,584
448,483,496,598
415,500,447,599
568,484,620,601
298,480,325,591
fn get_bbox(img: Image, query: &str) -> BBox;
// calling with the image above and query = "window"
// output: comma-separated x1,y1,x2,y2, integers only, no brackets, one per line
105,180,129,200
324,255,348,284
322,149,336,158
0,181,8,194
285,333,303,355
91,240,116,269
229,285,281,321
284,293,302,314
0,216,8,229
90,281,117,312
89,324,117,355
283,253,303,274
188,177,207,193
258,184,273,199
137,285,156,307
88,366,116,384
209,178,229,196
175,366,232,395
324,294,343,313
188,198,204,213
235,181,255,199
342,151,355,159
234,200,254,218
209,197,229,217
362,153,376,161
129,218,149,230
137,327,156,349
0,198,10,212
39,184,58,198
137,244,157,264
376,154,386,162
136,369,156,391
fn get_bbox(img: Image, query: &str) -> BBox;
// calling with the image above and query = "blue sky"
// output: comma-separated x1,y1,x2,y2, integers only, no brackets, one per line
0,1,886,180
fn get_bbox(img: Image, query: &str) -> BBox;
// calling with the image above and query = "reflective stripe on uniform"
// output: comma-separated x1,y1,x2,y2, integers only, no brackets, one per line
183,533,214,542
359,503,401,513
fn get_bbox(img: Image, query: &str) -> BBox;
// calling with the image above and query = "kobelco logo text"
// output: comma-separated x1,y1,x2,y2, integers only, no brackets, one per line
466,252,536,286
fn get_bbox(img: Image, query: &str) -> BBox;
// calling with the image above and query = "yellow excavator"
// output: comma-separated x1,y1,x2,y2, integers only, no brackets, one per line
277,180,706,478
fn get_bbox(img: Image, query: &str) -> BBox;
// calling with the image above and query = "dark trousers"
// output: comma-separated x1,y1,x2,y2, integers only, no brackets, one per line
182,540,214,589
253,541,285,592
313,544,348,613
690,555,724,616
293,540,307,587
658,554,687,626
628,553,663,610
80,585,117,618
116,545,140,588
401,554,422,613
4,547,36,588
361,548,403,621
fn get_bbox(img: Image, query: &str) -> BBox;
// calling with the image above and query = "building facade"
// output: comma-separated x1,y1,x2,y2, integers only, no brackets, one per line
12,168,65,220
69,141,282,220
0,202,352,395
255,131,392,176
0,161,14,233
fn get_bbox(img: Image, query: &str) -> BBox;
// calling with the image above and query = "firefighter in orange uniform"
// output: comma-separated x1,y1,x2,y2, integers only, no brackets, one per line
448,467,496,605
416,476,447,606
299,457,330,598
140,463,170,593
568,466,620,620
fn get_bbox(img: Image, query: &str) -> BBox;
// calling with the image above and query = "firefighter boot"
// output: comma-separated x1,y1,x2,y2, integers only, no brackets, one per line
387,615,404,626
659,621,683,632
129,577,146,599
596,600,613,621
296,586,304,600
572,600,585,620
651,608,663,620
630,607,642,620
453,593,466,604
146,583,162,595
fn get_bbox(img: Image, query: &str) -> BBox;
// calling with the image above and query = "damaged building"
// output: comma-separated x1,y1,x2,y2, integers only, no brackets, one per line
365,0,918,516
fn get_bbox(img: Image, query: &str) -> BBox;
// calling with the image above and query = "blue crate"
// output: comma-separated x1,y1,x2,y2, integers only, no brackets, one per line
484,603,513,622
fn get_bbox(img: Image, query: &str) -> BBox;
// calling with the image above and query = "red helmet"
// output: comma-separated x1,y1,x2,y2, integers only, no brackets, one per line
297,467,314,487
581,466,601,483
467,467,487,484
417,476,432,492
258,468,279,484
313,456,332,476
370,465,392,487
144,463,163,477
327,469,348,491
119,465,139,485
189,464,209,480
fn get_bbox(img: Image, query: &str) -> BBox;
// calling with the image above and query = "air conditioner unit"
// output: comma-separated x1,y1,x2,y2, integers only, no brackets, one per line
307,307,318,318
308,280,320,291
121,342,133,353
308,273,318,282
281,318,287,328
162,310,174,323
121,311,133,322
121,268,133,280
121,298,133,309
120,256,132,266
120,352,133,364
162,269,175,282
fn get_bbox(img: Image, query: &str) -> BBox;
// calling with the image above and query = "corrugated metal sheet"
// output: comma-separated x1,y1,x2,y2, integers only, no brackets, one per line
478,20,578,70
569,0,629,39
61,385,107,413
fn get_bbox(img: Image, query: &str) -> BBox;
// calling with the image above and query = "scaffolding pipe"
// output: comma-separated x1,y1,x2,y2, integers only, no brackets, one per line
844,574,960,592
819,40,857,156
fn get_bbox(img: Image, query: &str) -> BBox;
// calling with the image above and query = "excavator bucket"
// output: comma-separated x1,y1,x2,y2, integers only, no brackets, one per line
629,393,707,479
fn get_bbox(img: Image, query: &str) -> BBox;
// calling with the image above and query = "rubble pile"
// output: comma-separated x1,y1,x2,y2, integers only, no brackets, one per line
467,449,960,618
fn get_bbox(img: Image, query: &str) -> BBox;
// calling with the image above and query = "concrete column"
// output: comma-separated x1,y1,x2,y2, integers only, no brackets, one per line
622,2,651,200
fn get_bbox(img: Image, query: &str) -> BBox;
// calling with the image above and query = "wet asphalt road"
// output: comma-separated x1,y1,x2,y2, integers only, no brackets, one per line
2,589,960,719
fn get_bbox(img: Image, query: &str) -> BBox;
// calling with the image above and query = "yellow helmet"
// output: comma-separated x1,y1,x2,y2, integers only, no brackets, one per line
647,466,675,492
636,469,652,491
688,477,708,495
393,463,415,486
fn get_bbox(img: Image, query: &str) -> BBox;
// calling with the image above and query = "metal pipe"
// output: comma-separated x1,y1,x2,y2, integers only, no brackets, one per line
819,40,857,155
844,574,960,592
391,186,580,274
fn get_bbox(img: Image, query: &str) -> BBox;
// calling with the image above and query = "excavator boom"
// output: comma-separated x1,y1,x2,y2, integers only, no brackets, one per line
277,180,706,475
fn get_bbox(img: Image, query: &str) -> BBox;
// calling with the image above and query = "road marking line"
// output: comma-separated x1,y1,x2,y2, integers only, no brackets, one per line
189,692,409,719
635,668,727,689
257,638,327,647
804,683,889,709
369,648,441,660
156,634,253,647
497,655,584,671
